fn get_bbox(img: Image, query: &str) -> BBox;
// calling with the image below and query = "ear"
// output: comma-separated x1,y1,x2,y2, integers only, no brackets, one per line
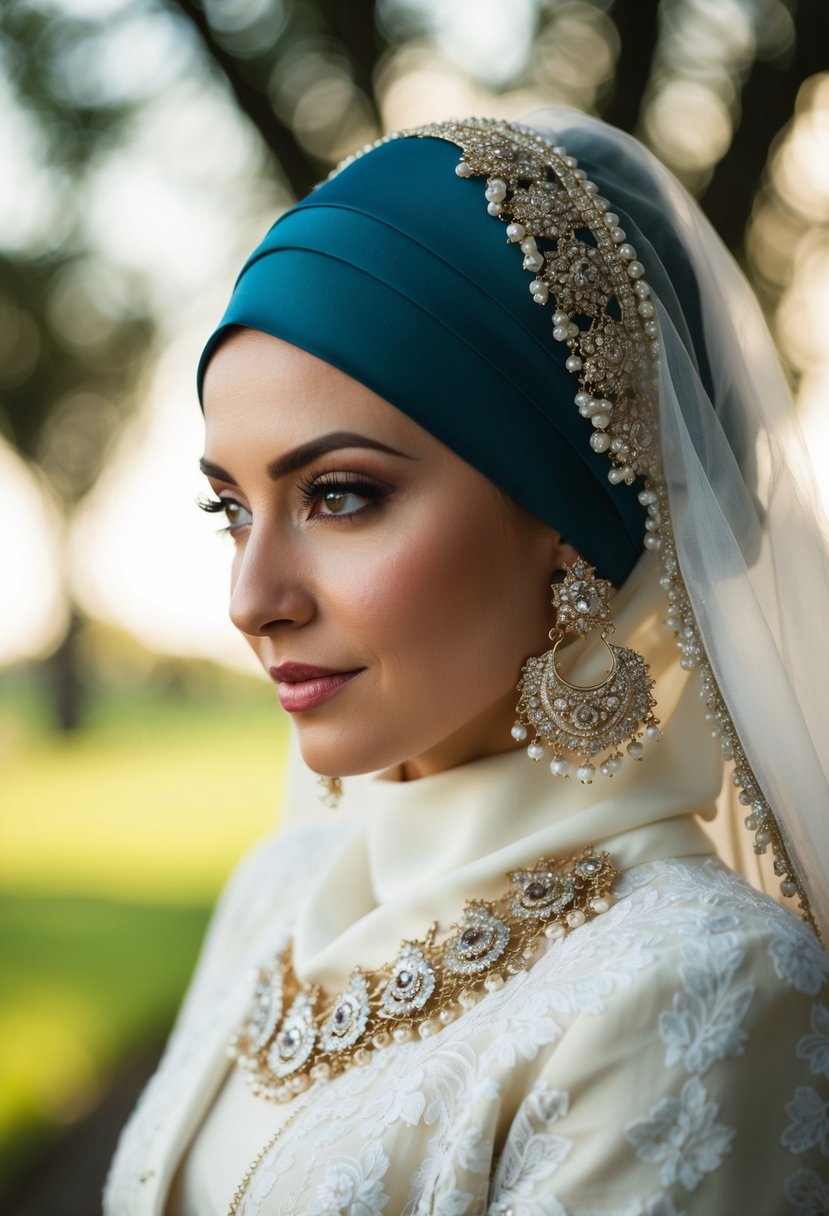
550,534,581,573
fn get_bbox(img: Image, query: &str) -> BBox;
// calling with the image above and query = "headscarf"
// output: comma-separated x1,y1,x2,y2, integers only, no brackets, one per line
197,134,645,584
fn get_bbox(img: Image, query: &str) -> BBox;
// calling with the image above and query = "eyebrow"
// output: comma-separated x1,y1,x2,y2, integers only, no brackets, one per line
199,430,414,485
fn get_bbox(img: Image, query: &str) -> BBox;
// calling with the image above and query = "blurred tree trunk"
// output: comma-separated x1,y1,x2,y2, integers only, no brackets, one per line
603,0,661,134
701,0,828,255
50,608,84,732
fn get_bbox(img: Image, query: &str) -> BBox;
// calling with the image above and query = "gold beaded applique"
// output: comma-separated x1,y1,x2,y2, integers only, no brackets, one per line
230,848,618,1103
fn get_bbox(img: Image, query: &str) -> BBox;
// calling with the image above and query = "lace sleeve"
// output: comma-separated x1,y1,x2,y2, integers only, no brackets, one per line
488,877,829,1216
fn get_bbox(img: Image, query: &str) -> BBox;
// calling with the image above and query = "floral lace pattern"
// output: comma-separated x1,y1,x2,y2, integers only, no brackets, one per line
105,846,829,1216
626,1075,735,1191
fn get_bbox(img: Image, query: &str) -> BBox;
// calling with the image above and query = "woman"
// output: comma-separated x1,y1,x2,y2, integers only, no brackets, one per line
105,113,829,1215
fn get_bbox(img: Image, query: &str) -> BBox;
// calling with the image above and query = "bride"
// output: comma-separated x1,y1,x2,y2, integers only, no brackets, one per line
105,113,829,1215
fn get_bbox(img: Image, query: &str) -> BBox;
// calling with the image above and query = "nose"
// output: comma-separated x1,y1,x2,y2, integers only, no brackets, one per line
229,529,315,638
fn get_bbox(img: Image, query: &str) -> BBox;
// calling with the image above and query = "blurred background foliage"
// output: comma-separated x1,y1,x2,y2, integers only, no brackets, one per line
2,0,829,1210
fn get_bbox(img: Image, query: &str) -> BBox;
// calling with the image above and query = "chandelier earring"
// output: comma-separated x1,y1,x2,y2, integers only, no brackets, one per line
511,558,660,783
317,776,343,808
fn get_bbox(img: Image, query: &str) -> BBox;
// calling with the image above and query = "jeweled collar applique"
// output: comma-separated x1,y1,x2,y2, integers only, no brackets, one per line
230,848,618,1103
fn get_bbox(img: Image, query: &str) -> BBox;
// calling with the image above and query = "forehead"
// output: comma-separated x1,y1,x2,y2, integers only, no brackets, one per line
202,329,426,452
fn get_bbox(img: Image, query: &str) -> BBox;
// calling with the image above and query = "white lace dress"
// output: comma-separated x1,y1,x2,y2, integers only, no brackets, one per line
104,741,829,1216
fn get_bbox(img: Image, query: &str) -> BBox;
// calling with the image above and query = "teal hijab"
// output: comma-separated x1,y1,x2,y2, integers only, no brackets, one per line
198,134,655,583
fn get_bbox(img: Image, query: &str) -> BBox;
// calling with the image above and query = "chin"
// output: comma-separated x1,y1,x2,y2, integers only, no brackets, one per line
295,727,401,779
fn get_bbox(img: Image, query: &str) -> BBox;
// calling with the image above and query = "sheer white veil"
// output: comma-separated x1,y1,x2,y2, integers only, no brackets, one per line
521,107,829,939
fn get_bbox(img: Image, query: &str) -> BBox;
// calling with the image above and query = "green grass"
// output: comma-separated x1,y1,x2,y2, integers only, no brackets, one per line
0,672,290,1196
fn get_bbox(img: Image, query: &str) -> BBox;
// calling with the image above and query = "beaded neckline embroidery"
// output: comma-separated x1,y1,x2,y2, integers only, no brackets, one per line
231,848,618,1103
330,118,815,932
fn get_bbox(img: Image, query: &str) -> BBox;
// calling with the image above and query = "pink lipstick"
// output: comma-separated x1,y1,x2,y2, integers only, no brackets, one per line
269,663,363,712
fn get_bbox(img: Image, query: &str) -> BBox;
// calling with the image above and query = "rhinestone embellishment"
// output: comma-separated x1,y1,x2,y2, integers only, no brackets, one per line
379,945,436,1018
266,991,317,1079
230,848,618,1103
443,905,510,975
319,970,370,1053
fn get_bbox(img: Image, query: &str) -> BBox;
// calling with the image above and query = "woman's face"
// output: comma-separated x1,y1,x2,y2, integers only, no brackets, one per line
201,330,576,780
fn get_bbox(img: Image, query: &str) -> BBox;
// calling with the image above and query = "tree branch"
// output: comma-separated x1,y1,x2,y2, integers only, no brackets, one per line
162,0,319,197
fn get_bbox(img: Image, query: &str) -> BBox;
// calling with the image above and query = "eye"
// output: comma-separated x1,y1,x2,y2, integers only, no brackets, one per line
297,473,393,520
319,488,368,516
197,495,252,533
221,499,252,530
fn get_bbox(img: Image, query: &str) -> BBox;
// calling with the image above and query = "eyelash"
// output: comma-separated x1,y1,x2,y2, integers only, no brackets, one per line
196,471,392,532
296,470,392,519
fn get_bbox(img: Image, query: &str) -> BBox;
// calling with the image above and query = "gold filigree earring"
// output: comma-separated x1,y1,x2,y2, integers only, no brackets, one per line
317,776,343,808
511,558,660,783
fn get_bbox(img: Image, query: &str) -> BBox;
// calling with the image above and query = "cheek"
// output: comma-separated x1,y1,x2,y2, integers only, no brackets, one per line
338,508,537,687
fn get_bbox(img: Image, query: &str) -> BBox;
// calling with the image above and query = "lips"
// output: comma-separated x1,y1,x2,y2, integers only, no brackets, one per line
269,663,364,712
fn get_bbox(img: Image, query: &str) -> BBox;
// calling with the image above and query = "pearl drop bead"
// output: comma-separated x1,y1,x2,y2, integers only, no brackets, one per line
418,1020,435,1038
458,988,478,1008
566,909,586,928
392,1025,412,1043
600,762,612,777
644,534,662,550
485,178,506,201
550,757,570,777
552,325,569,341
565,355,582,372
610,226,626,243
544,922,566,940
590,432,611,453
520,236,538,254
744,815,758,831
604,211,619,226
590,896,612,913
527,742,545,761
576,763,596,783
627,260,645,279
618,243,636,260
606,756,623,774
506,222,525,242
484,973,505,991
438,1009,455,1025
511,723,528,741
645,725,661,740
487,202,503,216
626,740,644,760
755,829,772,846
638,300,655,318
780,880,797,898
455,162,473,177
553,311,569,326
591,412,610,429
